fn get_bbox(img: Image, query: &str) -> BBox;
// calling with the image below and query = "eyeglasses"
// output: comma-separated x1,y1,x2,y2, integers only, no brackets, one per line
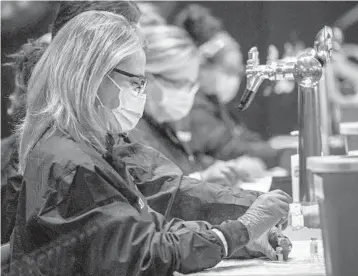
113,68,148,95
152,74,199,92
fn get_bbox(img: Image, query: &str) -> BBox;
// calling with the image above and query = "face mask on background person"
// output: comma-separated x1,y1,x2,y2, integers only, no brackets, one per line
97,75,146,133
215,71,241,104
151,79,199,123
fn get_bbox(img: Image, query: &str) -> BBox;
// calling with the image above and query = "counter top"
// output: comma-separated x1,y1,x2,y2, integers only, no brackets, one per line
340,122,358,135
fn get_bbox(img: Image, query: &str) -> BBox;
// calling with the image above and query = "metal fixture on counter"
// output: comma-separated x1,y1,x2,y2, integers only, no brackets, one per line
238,26,333,201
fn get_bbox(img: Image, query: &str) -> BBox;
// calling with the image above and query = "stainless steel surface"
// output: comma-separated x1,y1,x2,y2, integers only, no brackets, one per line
313,26,333,64
317,71,331,156
298,86,323,201
239,27,331,110
298,26,333,201
239,47,298,110
239,26,334,201
293,48,323,88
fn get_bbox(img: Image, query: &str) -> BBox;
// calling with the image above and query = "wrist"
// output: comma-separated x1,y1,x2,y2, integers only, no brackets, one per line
237,214,255,240
189,171,203,180
211,228,228,257
215,220,250,257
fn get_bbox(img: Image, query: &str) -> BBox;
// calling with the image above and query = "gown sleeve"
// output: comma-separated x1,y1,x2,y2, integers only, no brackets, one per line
12,161,250,276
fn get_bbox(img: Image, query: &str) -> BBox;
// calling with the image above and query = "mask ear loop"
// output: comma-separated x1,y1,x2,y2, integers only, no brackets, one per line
97,95,105,107
96,75,119,107
190,83,200,95
107,75,124,93
97,74,125,109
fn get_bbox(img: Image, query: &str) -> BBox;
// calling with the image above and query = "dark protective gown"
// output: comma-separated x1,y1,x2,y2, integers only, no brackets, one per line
1,130,263,244
8,130,258,275
129,113,206,175
1,134,22,245
176,91,283,169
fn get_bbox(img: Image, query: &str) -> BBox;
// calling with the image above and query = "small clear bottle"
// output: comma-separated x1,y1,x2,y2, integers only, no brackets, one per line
289,203,304,231
276,247,283,261
310,238,318,260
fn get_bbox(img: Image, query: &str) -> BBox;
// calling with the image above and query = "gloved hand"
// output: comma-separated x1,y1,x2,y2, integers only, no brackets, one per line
245,229,276,260
201,160,249,187
232,156,267,181
246,227,292,261
238,190,292,240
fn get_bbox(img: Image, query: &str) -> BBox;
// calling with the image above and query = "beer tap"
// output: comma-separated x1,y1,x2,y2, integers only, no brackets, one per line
238,40,325,111
238,26,333,201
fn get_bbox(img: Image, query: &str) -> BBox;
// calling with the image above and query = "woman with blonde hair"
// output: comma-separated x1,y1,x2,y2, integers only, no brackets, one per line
1,1,142,245
10,9,291,276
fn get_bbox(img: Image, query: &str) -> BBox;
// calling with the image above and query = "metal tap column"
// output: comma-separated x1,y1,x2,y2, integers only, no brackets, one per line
297,26,333,201
298,85,323,201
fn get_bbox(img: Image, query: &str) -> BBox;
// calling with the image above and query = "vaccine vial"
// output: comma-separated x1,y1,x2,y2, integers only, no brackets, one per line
310,238,318,260
276,247,283,261
289,203,304,231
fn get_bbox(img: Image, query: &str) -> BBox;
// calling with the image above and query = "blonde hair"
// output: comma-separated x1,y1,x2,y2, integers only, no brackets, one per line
18,11,142,173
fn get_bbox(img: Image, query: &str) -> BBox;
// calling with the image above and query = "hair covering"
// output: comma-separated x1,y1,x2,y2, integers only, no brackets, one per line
174,4,223,47
175,4,241,73
143,24,198,75
137,2,166,26
139,3,198,76
51,1,141,36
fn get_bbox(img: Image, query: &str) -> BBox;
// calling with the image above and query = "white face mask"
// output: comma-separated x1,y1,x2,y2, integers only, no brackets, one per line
215,73,241,104
152,80,199,122
97,75,146,133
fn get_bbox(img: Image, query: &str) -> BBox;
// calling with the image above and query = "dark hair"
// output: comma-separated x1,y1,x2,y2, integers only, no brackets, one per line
51,1,141,37
5,39,48,121
174,4,223,46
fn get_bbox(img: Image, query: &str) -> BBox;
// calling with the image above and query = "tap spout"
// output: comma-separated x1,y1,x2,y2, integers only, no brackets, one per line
314,26,333,65
238,47,265,111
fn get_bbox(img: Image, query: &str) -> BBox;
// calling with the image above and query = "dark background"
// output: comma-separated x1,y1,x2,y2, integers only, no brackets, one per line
2,1,357,139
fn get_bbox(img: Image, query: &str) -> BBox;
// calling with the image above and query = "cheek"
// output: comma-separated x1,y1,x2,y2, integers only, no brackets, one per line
146,80,164,103
199,70,216,87
229,77,241,91
97,78,120,109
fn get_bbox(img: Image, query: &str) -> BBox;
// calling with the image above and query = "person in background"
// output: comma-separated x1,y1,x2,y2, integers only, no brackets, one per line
10,10,292,275
130,3,249,187
51,0,141,35
332,42,358,101
1,37,49,245
174,4,285,176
